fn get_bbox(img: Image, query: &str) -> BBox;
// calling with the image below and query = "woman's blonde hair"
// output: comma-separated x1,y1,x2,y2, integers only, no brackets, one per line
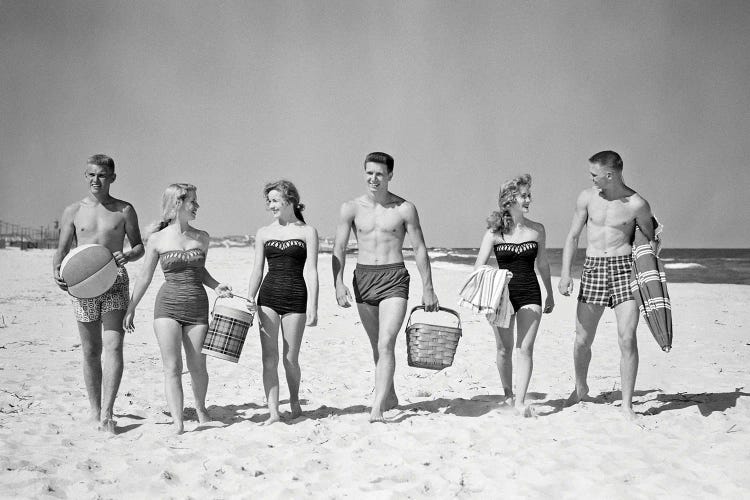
146,183,197,236
486,174,532,235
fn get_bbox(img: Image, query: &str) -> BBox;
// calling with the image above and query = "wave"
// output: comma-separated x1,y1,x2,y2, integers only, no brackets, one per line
664,263,706,269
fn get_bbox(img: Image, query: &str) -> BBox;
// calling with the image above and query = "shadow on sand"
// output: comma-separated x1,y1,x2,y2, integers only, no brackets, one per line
638,388,748,416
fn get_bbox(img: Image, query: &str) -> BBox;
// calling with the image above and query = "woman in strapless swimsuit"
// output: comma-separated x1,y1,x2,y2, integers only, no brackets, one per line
123,183,232,434
472,174,555,417
246,180,319,425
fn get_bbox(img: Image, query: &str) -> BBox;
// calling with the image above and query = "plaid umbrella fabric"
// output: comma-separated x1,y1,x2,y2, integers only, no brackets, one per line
629,222,673,352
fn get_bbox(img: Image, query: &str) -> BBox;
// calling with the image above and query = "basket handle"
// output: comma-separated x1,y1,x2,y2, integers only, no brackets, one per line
406,306,462,329
211,293,256,314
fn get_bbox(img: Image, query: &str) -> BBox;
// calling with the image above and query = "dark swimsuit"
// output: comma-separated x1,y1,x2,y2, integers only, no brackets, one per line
154,248,209,325
257,239,308,315
493,241,542,311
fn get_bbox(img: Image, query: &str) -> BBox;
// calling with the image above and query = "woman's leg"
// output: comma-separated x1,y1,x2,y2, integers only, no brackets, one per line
280,313,306,419
258,306,281,425
153,318,185,434
183,323,210,423
492,316,516,401
514,305,542,415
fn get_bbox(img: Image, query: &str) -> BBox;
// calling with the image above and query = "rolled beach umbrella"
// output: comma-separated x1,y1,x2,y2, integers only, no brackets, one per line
629,220,673,352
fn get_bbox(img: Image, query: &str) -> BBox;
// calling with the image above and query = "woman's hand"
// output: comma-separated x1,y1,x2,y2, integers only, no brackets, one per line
215,283,233,298
306,309,318,327
245,297,258,313
543,295,555,314
123,308,136,333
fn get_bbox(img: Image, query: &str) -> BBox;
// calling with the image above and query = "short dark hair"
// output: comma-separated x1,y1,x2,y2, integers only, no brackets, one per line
87,154,115,172
364,152,394,173
589,150,622,172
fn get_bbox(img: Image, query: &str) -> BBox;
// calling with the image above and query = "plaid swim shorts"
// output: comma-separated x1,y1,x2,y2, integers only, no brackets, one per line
71,267,129,323
577,255,633,308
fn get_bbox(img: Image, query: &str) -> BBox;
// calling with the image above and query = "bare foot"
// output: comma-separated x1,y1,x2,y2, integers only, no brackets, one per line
621,407,640,422
368,410,386,423
173,421,185,435
514,403,537,418
384,392,399,411
98,418,117,434
262,414,281,426
564,386,590,407
289,401,302,419
196,407,211,424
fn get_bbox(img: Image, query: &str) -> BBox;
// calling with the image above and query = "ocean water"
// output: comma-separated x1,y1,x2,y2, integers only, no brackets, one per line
423,248,750,285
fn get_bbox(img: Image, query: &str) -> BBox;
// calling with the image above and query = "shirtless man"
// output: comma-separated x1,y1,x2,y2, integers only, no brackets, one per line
558,150,654,419
53,154,144,433
333,152,440,422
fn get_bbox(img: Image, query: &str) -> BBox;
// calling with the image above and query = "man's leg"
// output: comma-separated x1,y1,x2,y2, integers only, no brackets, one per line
356,302,398,409
77,321,103,424
99,311,125,433
614,300,639,417
369,297,408,422
567,302,604,406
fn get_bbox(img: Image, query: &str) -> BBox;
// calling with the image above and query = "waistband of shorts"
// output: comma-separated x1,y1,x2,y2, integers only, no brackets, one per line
355,262,406,272
583,254,633,264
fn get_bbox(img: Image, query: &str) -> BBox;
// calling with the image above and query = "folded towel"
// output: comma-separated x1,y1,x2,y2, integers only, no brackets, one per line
458,266,513,328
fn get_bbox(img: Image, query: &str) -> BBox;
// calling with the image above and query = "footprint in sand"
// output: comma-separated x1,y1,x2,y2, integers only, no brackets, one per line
76,458,101,472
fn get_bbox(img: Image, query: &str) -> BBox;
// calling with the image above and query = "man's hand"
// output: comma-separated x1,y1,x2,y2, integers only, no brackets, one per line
558,276,574,296
422,288,439,312
54,268,68,291
335,283,352,308
112,250,128,267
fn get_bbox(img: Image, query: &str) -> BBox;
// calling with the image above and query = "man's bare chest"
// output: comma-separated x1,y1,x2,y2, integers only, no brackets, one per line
75,206,125,236
587,198,636,228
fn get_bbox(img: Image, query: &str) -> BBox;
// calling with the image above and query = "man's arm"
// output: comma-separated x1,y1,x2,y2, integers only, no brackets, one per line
558,190,589,296
403,201,439,311
52,204,78,290
634,196,655,242
332,202,355,307
117,203,144,266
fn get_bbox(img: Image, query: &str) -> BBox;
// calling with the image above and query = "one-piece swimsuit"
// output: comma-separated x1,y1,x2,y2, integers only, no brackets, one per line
493,240,542,311
257,239,307,315
154,248,209,325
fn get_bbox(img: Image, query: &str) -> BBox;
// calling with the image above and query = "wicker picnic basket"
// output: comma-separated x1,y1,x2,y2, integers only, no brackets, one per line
405,306,463,370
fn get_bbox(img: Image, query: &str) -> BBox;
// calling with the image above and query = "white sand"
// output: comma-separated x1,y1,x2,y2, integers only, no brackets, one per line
1,247,748,498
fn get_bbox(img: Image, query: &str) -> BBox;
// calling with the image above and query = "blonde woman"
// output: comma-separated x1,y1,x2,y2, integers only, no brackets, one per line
473,174,554,416
124,183,231,434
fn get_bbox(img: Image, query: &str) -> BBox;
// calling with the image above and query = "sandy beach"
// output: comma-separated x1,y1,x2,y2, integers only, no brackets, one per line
1,246,748,499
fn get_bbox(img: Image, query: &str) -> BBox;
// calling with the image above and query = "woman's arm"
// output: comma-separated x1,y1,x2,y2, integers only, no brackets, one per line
245,228,266,309
199,231,231,296
303,225,320,326
473,230,496,270
534,223,555,313
123,237,161,330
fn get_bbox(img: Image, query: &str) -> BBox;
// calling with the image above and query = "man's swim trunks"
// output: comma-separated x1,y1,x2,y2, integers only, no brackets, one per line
352,262,410,306
72,266,129,322
577,254,633,308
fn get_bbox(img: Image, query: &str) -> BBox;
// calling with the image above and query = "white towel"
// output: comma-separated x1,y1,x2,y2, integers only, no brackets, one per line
458,266,513,328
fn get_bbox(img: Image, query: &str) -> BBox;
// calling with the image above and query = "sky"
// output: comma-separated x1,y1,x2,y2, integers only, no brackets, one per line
1,0,749,248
